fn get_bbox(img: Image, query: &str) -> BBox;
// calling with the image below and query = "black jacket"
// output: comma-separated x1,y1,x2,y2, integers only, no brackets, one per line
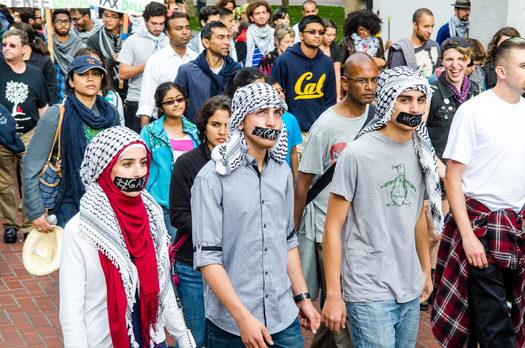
169,141,212,264
26,51,59,104
427,74,479,160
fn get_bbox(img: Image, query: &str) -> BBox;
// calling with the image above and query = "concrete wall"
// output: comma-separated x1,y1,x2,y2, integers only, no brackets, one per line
372,0,452,44
469,0,525,48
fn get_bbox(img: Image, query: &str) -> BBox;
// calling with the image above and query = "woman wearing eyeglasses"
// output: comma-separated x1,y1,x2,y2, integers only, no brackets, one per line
338,10,389,68
140,82,199,241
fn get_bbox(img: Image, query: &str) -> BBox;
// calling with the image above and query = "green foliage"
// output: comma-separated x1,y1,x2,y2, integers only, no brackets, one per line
271,5,345,42
190,5,346,43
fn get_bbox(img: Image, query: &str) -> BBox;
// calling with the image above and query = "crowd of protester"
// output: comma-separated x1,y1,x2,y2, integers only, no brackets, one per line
2,0,525,346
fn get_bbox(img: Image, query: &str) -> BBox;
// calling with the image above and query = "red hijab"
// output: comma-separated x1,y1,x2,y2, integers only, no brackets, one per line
97,142,159,348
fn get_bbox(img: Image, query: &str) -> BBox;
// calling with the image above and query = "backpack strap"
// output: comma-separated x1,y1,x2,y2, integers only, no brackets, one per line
305,105,375,205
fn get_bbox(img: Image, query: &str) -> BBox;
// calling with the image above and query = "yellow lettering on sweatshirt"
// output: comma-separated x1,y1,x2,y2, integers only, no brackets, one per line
294,73,326,100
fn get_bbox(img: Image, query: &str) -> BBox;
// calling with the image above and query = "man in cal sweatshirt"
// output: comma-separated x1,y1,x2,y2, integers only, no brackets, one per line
271,15,336,159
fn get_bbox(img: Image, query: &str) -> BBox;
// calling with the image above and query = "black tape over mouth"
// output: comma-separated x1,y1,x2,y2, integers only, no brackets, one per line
252,126,281,140
113,175,147,192
396,112,423,127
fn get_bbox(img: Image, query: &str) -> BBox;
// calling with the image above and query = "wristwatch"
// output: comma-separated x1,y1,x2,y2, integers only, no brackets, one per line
293,292,311,303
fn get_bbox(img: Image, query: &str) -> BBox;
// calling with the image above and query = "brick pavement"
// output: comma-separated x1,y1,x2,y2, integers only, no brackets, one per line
0,182,440,347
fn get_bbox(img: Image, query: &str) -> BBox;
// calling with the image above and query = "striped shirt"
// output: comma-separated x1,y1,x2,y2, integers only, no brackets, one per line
191,154,299,336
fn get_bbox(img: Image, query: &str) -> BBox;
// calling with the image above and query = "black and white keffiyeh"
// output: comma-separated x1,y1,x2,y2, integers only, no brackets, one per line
211,83,288,175
351,32,380,58
78,127,173,347
245,24,275,67
73,19,104,41
133,26,168,54
358,66,444,233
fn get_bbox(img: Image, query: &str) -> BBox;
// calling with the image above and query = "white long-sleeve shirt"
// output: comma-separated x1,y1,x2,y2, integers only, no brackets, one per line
59,213,193,347
136,45,198,120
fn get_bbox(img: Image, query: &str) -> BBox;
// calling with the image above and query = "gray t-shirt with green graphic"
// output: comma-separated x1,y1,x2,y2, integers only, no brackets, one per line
331,131,425,303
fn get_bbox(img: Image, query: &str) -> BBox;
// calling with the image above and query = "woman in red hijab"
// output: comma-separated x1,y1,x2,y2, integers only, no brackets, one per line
59,126,195,348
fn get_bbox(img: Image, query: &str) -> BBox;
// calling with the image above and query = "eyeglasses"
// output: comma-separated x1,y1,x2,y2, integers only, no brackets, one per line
344,77,379,85
303,30,325,36
358,27,370,33
103,14,120,20
33,16,43,20
1,42,17,49
162,97,185,105
54,19,70,24
70,17,82,23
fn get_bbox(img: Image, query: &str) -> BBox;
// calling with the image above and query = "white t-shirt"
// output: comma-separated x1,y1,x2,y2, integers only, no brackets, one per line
443,90,525,212
210,60,224,74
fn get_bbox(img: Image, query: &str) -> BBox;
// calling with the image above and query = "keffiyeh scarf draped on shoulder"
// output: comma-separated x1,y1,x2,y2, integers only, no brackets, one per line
133,26,168,53
358,66,444,232
53,33,85,76
79,127,172,348
351,32,380,58
211,83,288,175
245,24,275,67
74,19,104,40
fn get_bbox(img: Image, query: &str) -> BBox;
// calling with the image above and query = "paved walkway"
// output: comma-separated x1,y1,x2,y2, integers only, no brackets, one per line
0,180,440,347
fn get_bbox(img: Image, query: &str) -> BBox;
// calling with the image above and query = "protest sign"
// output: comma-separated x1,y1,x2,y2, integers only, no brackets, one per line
97,0,163,15
6,0,90,9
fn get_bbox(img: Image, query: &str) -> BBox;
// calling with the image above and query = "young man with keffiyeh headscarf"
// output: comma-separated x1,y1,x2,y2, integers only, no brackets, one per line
59,126,195,348
432,38,525,348
436,0,470,45
321,66,443,348
118,2,169,133
191,83,320,347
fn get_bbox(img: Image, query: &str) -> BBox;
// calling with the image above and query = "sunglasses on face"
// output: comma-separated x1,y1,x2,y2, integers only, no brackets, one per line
303,30,325,36
161,97,185,105
1,42,17,49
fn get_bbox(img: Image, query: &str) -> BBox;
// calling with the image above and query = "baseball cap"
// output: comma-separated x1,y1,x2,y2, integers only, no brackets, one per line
440,36,469,54
67,55,107,75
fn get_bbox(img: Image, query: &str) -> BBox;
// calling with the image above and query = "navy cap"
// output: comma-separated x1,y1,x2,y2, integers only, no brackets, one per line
440,36,469,54
67,55,107,75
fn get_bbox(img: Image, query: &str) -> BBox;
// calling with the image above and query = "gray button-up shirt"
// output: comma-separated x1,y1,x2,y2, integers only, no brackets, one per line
191,154,299,336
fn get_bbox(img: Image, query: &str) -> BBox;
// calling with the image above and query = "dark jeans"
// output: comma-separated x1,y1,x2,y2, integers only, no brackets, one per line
124,100,141,134
207,317,304,348
467,236,518,348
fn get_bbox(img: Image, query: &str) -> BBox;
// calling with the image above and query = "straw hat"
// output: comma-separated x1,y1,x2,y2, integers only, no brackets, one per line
22,226,63,276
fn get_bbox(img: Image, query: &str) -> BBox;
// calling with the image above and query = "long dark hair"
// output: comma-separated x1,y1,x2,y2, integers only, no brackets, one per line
194,95,231,142
223,67,265,98
154,82,189,118
485,27,520,62
11,22,49,56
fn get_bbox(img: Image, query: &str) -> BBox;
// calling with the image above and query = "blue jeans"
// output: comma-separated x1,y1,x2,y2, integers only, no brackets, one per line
162,207,177,242
174,261,206,347
346,297,419,348
207,317,304,348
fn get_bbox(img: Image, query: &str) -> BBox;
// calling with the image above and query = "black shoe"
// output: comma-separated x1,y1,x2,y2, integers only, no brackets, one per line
4,228,18,243
420,300,429,311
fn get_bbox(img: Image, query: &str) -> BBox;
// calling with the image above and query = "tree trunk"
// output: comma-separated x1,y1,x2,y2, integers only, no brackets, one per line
343,0,361,18
186,0,196,18
282,0,289,10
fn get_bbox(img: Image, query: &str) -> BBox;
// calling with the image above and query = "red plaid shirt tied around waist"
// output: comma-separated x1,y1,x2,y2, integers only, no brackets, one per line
431,197,525,348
